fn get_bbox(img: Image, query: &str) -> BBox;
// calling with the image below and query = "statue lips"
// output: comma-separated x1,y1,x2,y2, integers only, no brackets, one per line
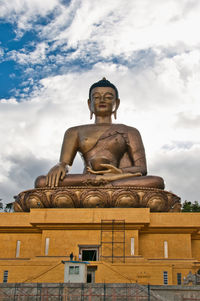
96,103,113,115
98,104,107,109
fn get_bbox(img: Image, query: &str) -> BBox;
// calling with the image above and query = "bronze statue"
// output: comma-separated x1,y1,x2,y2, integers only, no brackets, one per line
35,78,164,189
13,78,181,212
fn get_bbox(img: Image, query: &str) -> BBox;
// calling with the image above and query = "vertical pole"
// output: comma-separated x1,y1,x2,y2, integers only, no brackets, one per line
59,283,63,301
37,283,42,301
13,283,17,301
81,283,84,301
148,283,150,301
103,283,106,301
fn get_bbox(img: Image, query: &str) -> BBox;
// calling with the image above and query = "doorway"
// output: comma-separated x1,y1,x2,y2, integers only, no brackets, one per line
87,266,97,283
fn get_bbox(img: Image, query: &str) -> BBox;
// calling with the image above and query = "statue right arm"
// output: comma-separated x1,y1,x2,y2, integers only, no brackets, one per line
46,162,68,187
46,127,79,187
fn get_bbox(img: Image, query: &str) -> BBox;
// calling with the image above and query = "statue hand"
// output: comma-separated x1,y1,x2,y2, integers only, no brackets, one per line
87,164,122,175
46,163,68,188
100,164,122,174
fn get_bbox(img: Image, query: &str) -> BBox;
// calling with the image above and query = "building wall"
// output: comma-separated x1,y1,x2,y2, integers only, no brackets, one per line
41,229,101,257
0,208,200,285
139,233,192,259
191,236,200,260
0,233,41,258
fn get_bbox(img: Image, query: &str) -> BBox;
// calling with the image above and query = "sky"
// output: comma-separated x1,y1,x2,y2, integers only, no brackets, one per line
0,0,200,205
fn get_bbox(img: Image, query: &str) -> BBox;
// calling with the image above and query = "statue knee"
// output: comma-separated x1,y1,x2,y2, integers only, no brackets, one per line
34,175,46,188
155,176,165,189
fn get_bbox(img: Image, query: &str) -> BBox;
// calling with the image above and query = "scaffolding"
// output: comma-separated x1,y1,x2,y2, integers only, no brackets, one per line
1,283,200,300
0,283,165,301
100,219,125,263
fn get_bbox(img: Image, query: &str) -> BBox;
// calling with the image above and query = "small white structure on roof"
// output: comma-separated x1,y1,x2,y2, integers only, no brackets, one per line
62,261,88,283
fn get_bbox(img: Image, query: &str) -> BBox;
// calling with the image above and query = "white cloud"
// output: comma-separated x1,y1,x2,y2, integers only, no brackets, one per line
8,42,48,65
39,0,200,59
0,0,60,33
0,47,4,59
149,144,200,202
3,0,200,67
175,113,200,129
0,98,18,104
8,43,48,64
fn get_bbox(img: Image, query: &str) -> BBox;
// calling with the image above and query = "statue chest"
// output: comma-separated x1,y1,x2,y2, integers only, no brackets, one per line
78,130,127,157
78,126,111,153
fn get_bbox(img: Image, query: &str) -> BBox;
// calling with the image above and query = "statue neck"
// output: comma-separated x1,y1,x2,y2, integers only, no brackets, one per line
95,115,112,124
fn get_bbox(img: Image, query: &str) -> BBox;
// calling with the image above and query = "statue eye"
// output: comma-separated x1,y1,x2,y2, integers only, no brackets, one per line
94,96,100,101
105,96,113,101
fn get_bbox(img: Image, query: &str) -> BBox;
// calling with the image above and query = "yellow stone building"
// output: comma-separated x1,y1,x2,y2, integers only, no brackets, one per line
0,208,200,285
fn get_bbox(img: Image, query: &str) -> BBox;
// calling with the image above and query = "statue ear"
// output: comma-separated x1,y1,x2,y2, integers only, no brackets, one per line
88,99,94,120
113,98,120,119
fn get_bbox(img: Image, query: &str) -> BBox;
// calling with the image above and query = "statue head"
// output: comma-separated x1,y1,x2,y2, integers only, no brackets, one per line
89,78,119,100
88,78,120,120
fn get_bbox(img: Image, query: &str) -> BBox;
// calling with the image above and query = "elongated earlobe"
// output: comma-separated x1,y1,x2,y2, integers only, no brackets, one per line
90,112,94,120
88,98,94,120
112,98,120,120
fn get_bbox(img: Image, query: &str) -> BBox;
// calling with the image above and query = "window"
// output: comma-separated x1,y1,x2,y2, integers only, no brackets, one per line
69,266,80,275
16,240,21,258
163,271,168,285
164,241,168,258
131,238,135,256
79,245,99,262
45,238,50,256
75,266,79,274
3,271,8,283
177,273,182,285
82,250,97,261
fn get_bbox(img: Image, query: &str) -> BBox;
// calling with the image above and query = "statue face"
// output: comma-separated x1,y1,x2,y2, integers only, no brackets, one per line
90,86,117,116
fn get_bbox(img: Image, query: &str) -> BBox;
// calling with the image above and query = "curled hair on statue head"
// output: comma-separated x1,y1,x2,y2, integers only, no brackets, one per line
89,77,119,99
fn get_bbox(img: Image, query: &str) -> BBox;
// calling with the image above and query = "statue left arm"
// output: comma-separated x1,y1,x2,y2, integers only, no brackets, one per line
121,127,147,175
87,127,147,177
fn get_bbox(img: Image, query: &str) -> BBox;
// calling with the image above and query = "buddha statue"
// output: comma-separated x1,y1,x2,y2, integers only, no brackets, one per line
35,78,164,189
14,78,181,212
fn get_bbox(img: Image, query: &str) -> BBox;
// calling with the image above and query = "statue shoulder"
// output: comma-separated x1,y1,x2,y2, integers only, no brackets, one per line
114,124,141,135
64,124,92,136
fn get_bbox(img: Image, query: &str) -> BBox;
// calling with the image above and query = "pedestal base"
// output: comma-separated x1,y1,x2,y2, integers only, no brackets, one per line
13,186,181,212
